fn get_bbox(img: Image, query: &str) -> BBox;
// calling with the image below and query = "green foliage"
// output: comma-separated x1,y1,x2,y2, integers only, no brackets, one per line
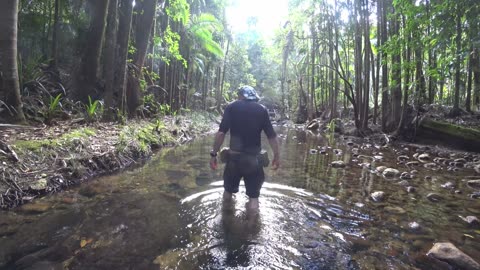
166,0,190,25
44,94,62,123
164,25,187,67
187,13,224,58
85,96,103,122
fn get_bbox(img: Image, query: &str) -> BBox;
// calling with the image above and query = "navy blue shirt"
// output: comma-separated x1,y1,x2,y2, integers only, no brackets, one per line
219,100,276,154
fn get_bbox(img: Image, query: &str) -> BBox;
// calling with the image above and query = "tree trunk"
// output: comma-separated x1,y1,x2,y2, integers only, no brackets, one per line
453,6,462,112
354,0,363,129
103,0,118,120
466,45,473,112
362,0,370,130
134,0,158,68
391,8,402,131
126,0,158,115
380,0,389,131
473,48,480,110
0,0,26,122
414,46,426,105
397,25,411,133
76,0,109,102
115,0,133,114
50,0,61,69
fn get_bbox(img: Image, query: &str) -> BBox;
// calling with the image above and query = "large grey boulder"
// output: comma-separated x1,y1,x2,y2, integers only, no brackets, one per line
427,242,480,270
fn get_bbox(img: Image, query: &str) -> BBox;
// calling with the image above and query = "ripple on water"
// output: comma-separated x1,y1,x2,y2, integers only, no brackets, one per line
151,182,363,269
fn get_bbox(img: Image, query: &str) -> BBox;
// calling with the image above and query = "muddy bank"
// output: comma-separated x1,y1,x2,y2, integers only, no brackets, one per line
0,113,217,209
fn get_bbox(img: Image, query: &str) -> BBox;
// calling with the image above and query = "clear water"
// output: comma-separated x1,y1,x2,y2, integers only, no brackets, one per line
1,126,480,269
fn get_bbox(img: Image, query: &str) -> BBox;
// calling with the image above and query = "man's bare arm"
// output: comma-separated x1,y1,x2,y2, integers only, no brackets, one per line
212,131,226,153
210,131,226,170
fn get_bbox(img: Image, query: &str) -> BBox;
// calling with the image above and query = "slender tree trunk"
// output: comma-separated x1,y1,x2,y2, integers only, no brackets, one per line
309,23,317,120
103,0,118,120
362,0,370,130
397,25,411,133
50,0,61,69
391,8,402,130
453,6,462,112
220,37,230,106
0,0,26,122
466,44,473,112
380,0,389,131
115,0,133,114
473,48,480,110
354,0,363,129
414,45,426,105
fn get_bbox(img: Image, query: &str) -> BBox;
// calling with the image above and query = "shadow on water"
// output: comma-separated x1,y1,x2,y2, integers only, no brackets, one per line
1,126,480,269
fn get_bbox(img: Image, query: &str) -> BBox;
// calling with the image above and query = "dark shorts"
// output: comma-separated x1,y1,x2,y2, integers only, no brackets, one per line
223,153,265,198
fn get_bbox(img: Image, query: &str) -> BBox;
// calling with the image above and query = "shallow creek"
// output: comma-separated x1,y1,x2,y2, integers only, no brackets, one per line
1,126,480,269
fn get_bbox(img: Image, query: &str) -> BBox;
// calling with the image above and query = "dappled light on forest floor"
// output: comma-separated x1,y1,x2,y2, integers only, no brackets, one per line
1,126,480,269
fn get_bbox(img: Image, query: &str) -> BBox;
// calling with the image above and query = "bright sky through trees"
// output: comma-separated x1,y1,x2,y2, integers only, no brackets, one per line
225,0,289,36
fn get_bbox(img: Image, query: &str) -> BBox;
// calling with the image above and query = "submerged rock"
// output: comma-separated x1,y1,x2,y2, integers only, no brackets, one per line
376,166,387,173
427,242,480,270
426,193,443,202
459,216,480,228
370,191,385,202
418,153,431,163
408,221,421,230
441,182,455,189
385,206,406,214
18,202,52,214
406,186,416,193
331,160,346,168
467,180,480,189
406,161,420,167
382,168,400,178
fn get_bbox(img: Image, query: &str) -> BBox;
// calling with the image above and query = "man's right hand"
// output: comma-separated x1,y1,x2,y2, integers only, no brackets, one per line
210,157,218,170
271,155,280,170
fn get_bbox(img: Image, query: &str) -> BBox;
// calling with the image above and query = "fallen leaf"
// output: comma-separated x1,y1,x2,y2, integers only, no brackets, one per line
80,238,93,248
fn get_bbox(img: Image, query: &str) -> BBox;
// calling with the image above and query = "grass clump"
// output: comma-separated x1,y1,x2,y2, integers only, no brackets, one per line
117,121,174,155
14,128,96,153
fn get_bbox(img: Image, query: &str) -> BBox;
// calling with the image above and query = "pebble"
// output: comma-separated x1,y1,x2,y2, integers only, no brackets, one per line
383,168,400,178
441,182,455,189
467,180,480,189
418,153,430,162
426,193,443,202
406,186,416,193
331,160,346,168
376,166,387,173
406,161,420,167
398,180,409,186
370,191,385,202
409,221,420,230
459,216,480,228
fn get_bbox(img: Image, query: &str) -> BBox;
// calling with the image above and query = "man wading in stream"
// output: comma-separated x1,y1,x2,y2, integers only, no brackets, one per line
209,85,280,210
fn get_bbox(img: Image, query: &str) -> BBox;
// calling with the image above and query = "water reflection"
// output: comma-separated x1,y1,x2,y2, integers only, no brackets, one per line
1,127,480,269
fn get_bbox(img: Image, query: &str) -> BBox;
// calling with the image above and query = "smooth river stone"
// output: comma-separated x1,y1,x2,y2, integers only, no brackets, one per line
427,242,480,270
